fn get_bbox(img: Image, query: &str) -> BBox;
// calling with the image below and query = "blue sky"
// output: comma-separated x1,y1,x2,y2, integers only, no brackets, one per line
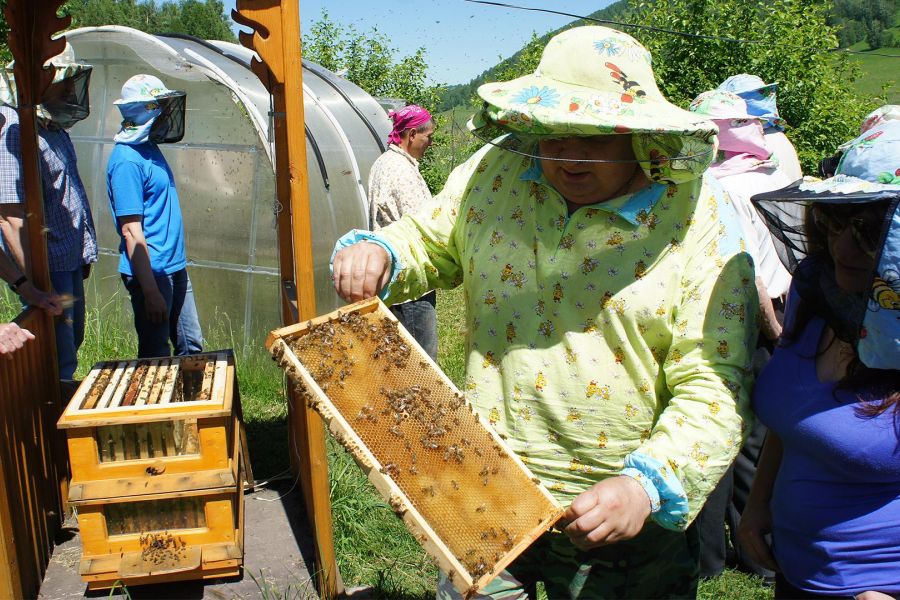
222,1,616,85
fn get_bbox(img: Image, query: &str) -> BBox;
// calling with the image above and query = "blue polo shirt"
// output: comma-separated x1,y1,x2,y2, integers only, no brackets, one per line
107,142,186,276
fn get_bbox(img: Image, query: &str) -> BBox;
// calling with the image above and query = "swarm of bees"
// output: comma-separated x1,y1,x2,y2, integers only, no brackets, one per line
139,532,187,565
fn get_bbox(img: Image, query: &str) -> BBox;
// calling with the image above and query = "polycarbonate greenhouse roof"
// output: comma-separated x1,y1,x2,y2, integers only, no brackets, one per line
64,26,392,353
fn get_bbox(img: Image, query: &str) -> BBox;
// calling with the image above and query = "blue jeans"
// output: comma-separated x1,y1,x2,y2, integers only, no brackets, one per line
389,290,437,360
122,268,203,358
50,268,86,380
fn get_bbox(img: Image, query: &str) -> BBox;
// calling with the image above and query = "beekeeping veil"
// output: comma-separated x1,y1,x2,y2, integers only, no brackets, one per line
0,42,93,130
751,118,900,370
113,74,186,145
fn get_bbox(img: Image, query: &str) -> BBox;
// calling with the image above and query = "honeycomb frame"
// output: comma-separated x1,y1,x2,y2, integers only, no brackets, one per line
266,298,563,598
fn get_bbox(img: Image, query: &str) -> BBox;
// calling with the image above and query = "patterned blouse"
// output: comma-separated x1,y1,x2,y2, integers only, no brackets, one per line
368,144,432,230
337,140,758,530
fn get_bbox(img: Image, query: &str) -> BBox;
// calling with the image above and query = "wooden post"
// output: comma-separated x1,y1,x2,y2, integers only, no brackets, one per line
2,0,68,585
232,2,342,597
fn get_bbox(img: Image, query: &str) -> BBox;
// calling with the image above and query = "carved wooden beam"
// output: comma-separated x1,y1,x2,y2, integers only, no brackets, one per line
232,2,342,598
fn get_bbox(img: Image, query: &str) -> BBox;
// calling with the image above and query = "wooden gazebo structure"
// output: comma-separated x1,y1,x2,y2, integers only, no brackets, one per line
0,0,341,596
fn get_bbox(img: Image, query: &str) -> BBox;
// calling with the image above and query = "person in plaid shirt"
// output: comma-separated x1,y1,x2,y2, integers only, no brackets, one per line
0,45,96,380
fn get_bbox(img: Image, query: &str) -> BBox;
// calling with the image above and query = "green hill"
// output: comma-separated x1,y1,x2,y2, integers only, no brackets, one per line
437,0,632,111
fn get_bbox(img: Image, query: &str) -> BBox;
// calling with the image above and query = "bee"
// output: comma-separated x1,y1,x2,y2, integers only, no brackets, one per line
535,372,546,392
553,283,564,303
581,257,599,274
719,302,746,323
872,270,900,309
492,175,503,191
634,260,647,279
505,322,517,343
716,340,730,358
606,61,647,102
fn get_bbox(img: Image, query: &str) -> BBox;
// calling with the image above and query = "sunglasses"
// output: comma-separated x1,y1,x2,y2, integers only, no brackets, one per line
812,204,884,257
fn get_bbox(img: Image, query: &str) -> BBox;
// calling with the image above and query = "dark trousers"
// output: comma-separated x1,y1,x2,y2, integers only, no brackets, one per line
691,343,776,580
389,290,437,360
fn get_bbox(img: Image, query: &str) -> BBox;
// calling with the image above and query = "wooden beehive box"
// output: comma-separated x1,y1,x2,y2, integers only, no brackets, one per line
75,469,244,590
266,298,563,598
57,353,239,503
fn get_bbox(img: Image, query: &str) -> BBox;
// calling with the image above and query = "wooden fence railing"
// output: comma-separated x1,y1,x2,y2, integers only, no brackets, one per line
0,307,64,598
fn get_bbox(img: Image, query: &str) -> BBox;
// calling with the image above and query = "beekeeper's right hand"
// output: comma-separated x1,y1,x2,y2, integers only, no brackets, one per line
332,241,392,303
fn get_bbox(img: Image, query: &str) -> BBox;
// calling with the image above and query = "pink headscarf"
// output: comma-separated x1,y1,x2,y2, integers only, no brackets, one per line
387,105,432,145
708,118,778,178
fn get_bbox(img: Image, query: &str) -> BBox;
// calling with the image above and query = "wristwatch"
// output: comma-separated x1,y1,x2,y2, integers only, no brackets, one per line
8,275,27,293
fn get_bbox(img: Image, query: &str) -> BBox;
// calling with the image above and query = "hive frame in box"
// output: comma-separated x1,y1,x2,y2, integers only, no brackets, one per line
58,352,252,502
266,298,563,598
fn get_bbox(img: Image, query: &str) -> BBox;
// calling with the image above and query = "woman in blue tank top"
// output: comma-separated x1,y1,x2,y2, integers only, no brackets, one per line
739,113,900,600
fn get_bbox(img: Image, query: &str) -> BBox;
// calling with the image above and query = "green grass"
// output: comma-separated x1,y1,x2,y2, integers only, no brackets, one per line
1,285,772,598
849,45,900,104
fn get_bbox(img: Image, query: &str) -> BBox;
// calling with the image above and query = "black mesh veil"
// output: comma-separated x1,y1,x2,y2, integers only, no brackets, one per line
149,91,186,144
41,66,92,130
751,184,900,345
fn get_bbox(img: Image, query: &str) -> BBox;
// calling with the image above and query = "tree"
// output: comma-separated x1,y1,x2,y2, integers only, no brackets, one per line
60,0,236,42
302,10,447,192
628,0,881,172
302,10,441,110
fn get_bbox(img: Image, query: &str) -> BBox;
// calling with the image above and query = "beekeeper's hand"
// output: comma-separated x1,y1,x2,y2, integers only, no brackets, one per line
562,475,651,549
332,241,392,303
0,322,34,358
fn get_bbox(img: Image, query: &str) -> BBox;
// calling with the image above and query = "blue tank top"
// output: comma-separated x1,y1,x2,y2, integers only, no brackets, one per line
753,291,900,596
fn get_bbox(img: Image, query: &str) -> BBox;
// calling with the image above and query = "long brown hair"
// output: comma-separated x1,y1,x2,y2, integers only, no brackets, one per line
781,203,900,418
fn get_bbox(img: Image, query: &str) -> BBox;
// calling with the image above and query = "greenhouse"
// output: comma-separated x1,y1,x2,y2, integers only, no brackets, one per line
65,26,392,352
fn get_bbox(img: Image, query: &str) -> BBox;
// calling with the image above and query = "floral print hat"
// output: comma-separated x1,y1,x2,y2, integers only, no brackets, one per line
469,26,718,185
751,118,900,370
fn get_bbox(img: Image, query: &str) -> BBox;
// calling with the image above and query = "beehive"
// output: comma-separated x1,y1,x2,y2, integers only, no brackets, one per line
75,474,244,589
58,353,240,502
266,298,563,598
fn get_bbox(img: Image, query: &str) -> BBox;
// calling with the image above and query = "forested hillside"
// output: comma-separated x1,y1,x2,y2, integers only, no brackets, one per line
830,0,898,48
438,0,632,110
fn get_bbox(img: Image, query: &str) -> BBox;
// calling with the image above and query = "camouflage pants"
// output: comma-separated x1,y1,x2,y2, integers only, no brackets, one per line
437,524,699,600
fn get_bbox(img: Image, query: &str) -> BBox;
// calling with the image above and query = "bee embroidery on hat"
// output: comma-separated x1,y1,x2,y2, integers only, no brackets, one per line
606,62,647,104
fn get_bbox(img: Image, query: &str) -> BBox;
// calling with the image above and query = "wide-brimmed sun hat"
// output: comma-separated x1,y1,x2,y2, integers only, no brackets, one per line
469,26,718,185
113,74,186,145
688,89,754,120
114,73,177,106
717,74,784,130
471,26,716,139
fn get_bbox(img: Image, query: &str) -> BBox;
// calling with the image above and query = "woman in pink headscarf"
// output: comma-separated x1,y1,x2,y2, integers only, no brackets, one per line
365,104,438,358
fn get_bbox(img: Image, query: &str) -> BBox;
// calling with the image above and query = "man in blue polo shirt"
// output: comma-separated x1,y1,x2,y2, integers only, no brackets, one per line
107,74,202,358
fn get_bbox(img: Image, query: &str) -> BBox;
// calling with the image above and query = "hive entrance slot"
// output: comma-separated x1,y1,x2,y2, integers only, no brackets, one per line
106,497,207,536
